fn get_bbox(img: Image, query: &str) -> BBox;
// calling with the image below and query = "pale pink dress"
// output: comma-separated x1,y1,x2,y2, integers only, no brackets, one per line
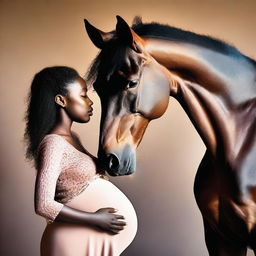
35,134,137,256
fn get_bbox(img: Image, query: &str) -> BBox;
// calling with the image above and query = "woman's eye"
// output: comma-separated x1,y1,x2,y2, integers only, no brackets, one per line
81,95,87,98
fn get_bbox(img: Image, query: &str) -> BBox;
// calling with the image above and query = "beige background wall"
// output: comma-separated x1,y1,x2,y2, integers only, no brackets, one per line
1,0,256,255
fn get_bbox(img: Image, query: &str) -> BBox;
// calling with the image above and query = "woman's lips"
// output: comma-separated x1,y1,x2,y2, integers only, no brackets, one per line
88,108,93,116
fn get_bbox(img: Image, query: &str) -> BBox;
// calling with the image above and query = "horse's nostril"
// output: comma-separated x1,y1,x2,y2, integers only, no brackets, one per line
108,154,120,170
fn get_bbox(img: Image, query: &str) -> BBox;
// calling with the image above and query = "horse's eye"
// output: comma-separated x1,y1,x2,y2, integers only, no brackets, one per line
127,80,138,89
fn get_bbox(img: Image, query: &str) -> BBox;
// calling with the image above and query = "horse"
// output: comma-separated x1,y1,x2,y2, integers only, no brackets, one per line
84,16,256,255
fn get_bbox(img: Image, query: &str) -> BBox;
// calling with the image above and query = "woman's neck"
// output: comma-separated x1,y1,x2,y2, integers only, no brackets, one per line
50,108,73,136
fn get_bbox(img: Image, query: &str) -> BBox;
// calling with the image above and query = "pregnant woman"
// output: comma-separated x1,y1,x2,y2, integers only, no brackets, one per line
24,66,137,256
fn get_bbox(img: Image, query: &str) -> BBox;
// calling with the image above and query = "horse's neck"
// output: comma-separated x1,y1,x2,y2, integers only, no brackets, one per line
144,38,255,102
144,37,256,159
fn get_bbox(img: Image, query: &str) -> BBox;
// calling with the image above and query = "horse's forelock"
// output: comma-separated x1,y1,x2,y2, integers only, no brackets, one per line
86,40,133,85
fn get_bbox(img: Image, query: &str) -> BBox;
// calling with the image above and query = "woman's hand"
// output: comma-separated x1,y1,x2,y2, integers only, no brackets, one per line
93,207,126,234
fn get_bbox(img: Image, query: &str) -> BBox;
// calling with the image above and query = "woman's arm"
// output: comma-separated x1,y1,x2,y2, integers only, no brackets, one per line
35,136,66,221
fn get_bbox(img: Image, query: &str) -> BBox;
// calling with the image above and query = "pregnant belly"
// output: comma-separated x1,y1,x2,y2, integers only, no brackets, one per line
41,177,137,255
65,177,138,245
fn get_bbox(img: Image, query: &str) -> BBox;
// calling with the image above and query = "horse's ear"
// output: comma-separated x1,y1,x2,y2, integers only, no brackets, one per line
116,15,142,53
84,19,112,49
116,16,133,45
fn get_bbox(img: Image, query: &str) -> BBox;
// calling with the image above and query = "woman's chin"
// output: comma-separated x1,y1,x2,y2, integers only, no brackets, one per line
75,117,91,123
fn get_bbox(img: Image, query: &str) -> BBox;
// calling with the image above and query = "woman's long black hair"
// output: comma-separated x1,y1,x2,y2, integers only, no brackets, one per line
24,66,79,167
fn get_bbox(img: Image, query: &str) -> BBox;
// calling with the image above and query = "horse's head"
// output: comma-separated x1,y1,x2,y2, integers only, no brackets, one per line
85,16,170,176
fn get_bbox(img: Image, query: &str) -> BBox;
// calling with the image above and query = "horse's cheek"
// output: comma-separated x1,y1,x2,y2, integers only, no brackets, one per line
148,77,170,119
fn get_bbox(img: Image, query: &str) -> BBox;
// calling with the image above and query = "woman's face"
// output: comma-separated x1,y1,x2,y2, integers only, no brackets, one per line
63,77,93,123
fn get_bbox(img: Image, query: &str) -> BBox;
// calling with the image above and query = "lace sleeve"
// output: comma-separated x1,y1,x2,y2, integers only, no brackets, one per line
34,135,65,222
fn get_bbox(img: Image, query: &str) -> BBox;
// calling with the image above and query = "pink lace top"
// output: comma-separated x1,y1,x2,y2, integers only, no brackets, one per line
34,134,99,223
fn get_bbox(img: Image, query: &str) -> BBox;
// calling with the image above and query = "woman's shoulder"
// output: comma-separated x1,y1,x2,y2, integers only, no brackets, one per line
41,133,64,142
39,131,82,150
36,134,69,169
38,133,67,150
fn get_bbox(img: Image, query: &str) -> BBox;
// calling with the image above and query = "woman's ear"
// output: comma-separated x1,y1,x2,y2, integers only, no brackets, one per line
55,94,66,107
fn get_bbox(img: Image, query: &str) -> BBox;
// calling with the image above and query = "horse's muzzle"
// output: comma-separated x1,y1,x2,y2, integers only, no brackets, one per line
98,146,136,176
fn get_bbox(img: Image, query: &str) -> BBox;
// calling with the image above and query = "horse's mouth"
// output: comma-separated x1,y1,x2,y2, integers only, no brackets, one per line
107,167,135,176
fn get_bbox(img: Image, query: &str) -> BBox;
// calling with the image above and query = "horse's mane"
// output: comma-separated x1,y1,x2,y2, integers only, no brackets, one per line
85,17,256,85
132,21,241,56
132,18,256,65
